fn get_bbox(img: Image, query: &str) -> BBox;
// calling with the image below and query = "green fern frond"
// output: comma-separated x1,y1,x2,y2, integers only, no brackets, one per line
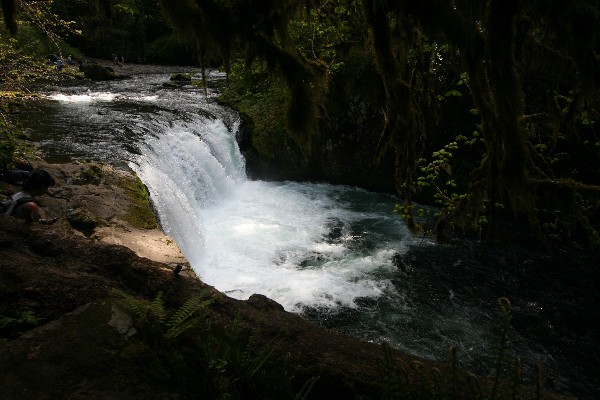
164,315,205,339
111,288,148,321
150,291,167,324
295,375,319,400
167,292,213,329
244,335,280,378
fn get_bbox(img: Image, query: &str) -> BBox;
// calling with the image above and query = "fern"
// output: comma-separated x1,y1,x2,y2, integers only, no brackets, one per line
166,293,212,330
467,372,484,399
242,333,280,378
164,314,207,340
112,289,211,340
378,342,412,400
149,291,167,324
111,288,149,321
295,375,319,400
410,360,434,399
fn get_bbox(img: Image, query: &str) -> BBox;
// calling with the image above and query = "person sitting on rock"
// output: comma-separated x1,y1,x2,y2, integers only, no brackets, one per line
5,168,56,223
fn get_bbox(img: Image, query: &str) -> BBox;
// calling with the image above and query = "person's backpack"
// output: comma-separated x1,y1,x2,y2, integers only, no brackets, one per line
1,194,35,216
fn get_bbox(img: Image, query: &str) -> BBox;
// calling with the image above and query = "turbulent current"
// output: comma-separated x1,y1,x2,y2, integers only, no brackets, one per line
17,69,594,399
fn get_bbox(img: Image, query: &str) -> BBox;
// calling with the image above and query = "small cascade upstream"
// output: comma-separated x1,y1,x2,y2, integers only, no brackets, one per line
15,70,594,399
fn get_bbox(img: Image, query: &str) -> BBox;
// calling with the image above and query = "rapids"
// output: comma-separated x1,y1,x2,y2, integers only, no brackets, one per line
16,69,596,399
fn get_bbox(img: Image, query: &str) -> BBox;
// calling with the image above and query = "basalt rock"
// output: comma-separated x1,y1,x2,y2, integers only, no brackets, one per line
81,63,128,81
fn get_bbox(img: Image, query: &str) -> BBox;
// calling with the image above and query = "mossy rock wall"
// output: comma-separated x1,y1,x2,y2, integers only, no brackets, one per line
222,52,397,193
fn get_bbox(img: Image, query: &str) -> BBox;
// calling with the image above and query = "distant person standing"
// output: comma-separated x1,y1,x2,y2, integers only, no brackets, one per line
56,58,63,71
67,55,72,65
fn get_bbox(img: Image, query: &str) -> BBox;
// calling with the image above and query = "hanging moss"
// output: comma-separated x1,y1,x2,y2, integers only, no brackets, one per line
359,0,600,249
156,0,326,151
4,0,598,249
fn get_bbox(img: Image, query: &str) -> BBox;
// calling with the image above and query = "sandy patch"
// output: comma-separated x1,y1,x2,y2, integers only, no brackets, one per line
93,226,187,265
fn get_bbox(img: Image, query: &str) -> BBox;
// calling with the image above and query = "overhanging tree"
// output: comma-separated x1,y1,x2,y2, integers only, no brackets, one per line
3,0,599,250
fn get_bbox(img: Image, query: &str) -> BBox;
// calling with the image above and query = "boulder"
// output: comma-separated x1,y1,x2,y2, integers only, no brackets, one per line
81,63,126,81
169,73,192,82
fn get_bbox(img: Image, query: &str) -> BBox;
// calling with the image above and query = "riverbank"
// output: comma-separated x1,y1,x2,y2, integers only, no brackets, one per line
2,155,188,267
0,159,573,399
86,57,199,75
1,64,578,399
0,154,576,400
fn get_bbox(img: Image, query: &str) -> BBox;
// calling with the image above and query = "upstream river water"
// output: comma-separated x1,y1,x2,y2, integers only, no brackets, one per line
17,70,598,399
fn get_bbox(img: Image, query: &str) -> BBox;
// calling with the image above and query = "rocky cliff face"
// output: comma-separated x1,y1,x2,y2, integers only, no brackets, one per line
221,52,398,194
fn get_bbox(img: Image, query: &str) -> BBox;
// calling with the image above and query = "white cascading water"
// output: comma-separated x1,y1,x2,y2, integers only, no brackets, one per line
26,75,578,397
132,114,412,312
40,79,412,314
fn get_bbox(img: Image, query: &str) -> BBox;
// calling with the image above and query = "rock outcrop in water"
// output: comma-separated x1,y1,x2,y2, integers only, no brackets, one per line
80,62,129,81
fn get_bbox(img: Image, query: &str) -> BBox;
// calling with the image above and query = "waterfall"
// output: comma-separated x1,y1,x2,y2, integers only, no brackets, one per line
18,72,580,397
131,110,411,313
133,116,246,266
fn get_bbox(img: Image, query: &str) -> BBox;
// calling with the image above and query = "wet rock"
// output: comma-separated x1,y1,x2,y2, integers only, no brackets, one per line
392,253,409,272
67,207,99,232
247,293,285,312
169,73,192,82
81,63,127,81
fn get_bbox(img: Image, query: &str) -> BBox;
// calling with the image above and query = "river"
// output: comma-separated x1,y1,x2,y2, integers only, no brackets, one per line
16,69,597,399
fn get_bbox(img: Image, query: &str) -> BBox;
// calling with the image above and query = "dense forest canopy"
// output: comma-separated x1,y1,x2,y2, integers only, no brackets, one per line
2,0,600,252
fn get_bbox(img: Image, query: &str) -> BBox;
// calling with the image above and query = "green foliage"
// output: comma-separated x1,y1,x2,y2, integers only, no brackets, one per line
0,119,18,172
288,0,363,72
122,174,158,229
144,34,197,65
164,293,213,339
395,132,487,238
112,289,151,321
200,317,307,399
0,30,54,87
220,62,290,159
77,164,103,185
112,289,212,339
0,310,43,341
378,344,413,399
46,0,173,62
111,289,314,399
19,1,81,51
0,11,83,98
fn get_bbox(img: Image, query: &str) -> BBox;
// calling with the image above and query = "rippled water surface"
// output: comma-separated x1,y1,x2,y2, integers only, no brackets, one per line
17,71,598,399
